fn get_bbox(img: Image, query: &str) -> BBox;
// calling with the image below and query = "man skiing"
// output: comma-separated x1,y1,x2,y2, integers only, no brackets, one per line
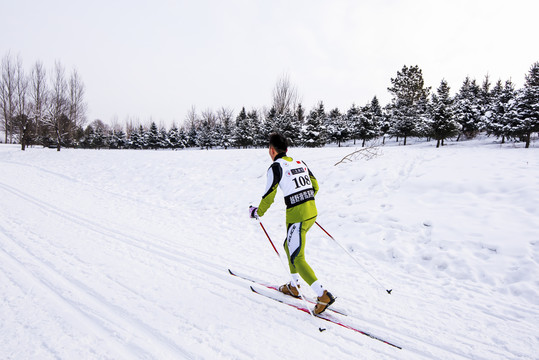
249,132,335,315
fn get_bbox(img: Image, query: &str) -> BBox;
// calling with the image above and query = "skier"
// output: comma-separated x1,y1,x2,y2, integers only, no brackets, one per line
249,132,335,315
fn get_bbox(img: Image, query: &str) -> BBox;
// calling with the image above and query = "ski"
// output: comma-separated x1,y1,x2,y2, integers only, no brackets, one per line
250,285,402,350
228,269,347,316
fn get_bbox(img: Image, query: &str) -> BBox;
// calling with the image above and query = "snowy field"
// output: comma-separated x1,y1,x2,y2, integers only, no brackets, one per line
0,138,538,359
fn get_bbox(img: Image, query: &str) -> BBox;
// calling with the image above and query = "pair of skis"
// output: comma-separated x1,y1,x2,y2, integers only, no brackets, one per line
229,269,401,350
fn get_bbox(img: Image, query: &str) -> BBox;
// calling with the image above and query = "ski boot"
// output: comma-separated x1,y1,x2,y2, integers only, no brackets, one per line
279,282,300,298
314,290,336,315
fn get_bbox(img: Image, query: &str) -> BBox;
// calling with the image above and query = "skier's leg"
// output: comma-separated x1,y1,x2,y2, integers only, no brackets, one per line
285,218,335,313
284,218,318,286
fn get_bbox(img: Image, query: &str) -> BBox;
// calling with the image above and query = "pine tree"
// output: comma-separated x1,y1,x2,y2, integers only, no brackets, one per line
110,129,126,149
485,80,516,143
389,103,418,145
233,107,252,148
178,127,188,148
92,126,105,149
217,108,234,149
387,65,431,145
301,106,324,147
275,109,298,146
186,125,197,148
479,74,492,131
513,62,539,148
296,103,305,127
326,108,348,147
355,97,382,147
248,109,265,148
196,118,213,149
259,106,278,145
429,79,459,147
168,124,182,149
158,126,170,149
356,106,378,147
347,103,361,145
453,77,482,140
379,105,392,144
128,125,145,149
80,125,91,148
147,122,160,149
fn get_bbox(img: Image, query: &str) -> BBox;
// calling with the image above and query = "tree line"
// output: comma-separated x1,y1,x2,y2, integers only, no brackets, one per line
2,51,538,150
0,53,86,151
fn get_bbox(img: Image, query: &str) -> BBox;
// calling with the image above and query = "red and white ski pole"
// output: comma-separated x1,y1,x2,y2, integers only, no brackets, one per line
315,221,393,295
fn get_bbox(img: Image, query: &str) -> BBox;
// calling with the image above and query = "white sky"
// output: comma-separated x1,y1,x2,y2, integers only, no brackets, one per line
1,0,538,127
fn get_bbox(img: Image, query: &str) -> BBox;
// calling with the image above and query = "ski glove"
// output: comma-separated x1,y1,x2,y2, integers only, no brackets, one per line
249,206,259,219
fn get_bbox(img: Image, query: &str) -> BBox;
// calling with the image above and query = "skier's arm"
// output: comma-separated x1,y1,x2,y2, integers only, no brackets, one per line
257,163,282,217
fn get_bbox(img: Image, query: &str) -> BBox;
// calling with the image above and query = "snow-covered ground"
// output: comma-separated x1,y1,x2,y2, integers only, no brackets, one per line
0,138,538,359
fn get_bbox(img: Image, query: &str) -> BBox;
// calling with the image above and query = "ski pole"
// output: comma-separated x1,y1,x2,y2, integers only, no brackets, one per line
257,219,326,331
315,221,393,295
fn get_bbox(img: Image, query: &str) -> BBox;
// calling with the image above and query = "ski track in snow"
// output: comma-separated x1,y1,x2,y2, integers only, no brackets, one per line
1,141,538,359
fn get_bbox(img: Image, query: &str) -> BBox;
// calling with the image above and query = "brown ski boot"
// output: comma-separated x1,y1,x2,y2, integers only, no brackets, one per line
314,290,336,315
279,282,300,298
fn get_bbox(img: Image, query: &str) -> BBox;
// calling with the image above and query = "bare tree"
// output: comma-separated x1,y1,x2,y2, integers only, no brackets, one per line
272,73,299,116
0,52,17,143
68,68,87,134
201,108,217,127
48,61,69,151
185,105,199,127
29,61,48,145
13,55,30,150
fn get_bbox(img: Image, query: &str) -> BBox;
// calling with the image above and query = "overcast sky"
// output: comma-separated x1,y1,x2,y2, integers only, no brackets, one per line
1,0,538,127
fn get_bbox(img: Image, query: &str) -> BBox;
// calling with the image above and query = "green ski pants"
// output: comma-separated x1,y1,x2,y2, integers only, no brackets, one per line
283,216,318,286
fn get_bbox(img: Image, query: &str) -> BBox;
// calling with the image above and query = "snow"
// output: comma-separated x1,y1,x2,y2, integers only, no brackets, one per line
0,139,538,359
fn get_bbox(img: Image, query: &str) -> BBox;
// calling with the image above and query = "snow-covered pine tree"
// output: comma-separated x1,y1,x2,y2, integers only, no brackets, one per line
380,104,392,144
346,103,361,145
158,126,170,149
478,74,492,132
185,106,199,148
326,108,348,147
217,108,234,149
453,77,482,140
110,129,127,149
513,62,539,148
260,106,278,144
314,101,327,144
168,124,182,149
80,125,94,148
247,109,263,148
92,126,105,149
429,79,459,147
178,127,188,148
485,80,516,143
370,96,383,123
233,107,252,148
389,101,417,145
356,97,382,147
147,122,160,149
211,119,223,149
387,65,431,145
196,121,210,149
296,103,305,128
196,116,214,150
301,105,324,147
186,125,197,148
275,109,299,146
128,125,145,149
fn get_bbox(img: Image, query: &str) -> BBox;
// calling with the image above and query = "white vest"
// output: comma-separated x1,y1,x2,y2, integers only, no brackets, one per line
275,158,315,208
